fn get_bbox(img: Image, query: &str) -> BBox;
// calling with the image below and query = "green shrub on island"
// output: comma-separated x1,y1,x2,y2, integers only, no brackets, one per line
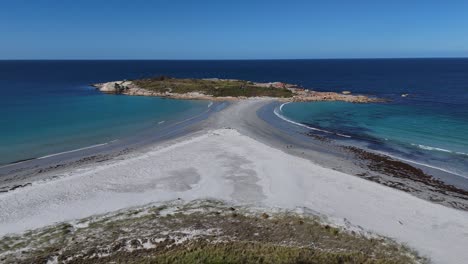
133,76,293,98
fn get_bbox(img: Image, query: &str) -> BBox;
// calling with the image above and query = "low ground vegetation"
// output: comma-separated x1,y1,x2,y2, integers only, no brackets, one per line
133,76,293,98
0,200,426,264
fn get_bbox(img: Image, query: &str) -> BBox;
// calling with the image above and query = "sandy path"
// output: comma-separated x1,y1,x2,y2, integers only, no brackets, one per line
0,99,467,264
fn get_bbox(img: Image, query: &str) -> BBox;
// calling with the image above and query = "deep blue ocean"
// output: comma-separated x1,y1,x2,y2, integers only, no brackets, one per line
1,60,467,178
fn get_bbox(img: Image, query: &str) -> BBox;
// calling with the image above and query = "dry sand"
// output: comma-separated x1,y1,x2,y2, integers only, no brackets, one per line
0,99,467,264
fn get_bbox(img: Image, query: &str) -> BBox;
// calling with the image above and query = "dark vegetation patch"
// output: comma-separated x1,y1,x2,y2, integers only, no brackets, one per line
133,76,293,98
345,146,468,208
303,132,332,142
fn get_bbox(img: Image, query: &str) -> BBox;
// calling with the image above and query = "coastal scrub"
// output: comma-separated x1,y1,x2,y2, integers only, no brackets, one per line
0,200,426,264
133,77,294,98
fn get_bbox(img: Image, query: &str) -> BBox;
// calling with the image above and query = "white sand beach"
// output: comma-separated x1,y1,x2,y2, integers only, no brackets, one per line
1,99,467,264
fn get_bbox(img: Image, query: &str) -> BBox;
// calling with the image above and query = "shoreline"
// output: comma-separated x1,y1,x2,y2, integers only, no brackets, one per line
1,98,467,210
2,98,467,209
258,102,468,204
1,98,468,263
0,100,228,190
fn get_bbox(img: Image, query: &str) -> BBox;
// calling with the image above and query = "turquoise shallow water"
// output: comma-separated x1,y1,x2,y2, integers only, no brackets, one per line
0,86,208,165
278,101,468,178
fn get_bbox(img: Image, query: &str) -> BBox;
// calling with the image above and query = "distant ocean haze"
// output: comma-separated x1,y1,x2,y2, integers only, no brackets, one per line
0,59,467,177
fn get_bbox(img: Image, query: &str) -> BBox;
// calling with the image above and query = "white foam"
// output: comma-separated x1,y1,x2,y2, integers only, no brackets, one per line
274,103,351,138
0,141,116,169
37,142,111,160
375,150,467,178
412,143,450,153
275,104,466,178
412,143,468,157
279,102,290,112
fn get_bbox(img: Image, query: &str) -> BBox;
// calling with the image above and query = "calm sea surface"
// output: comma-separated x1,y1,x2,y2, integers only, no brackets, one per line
1,60,467,177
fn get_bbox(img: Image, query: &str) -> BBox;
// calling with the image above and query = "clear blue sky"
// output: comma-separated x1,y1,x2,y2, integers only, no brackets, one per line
2,0,468,59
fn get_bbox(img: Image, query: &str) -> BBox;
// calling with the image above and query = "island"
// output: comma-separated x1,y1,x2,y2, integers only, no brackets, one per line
92,76,382,103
